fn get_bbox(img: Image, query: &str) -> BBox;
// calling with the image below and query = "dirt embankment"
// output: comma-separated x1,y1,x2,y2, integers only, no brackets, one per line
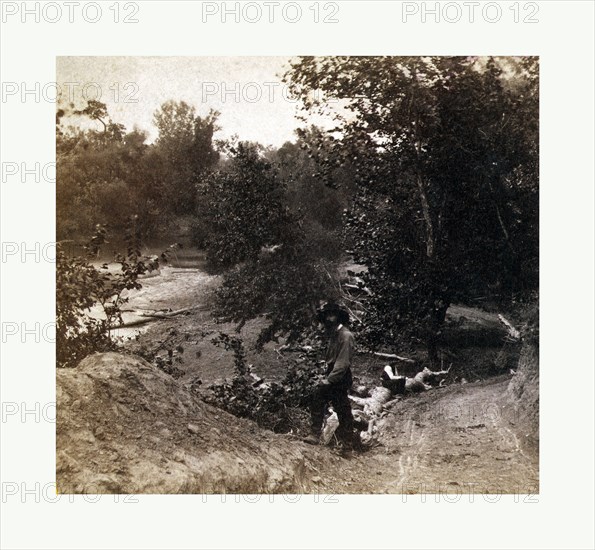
502,341,539,457
377,375,539,493
58,348,539,494
57,353,336,494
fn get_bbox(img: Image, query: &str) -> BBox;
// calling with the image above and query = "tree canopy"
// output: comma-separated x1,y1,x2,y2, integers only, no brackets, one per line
57,57,539,363
285,56,538,360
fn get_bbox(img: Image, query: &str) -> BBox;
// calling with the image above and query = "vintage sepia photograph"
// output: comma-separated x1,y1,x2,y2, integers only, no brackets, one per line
55,55,539,495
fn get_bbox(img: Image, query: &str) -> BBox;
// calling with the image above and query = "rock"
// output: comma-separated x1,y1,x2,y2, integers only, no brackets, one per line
173,451,185,463
312,476,321,483
187,423,200,435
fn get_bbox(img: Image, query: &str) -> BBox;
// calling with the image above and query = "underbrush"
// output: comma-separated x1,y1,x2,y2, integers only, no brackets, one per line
57,223,165,368
198,333,321,435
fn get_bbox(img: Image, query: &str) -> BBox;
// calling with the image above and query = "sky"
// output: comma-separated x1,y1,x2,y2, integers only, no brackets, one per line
57,56,313,147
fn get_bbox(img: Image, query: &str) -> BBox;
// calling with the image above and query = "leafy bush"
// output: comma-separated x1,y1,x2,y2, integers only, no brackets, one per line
194,140,342,346
202,333,321,434
193,142,294,270
56,220,165,368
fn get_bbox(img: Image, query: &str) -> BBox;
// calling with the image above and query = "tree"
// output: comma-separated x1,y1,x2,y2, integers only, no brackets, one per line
192,141,294,269
285,56,539,364
153,101,220,214
57,106,168,241
192,140,340,345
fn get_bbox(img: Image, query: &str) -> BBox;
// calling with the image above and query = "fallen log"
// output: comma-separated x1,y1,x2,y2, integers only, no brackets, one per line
406,375,432,393
406,365,451,392
113,307,197,328
371,351,415,363
134,306,198,320
349,386,393,416
498,314,521,341
110,318,154,329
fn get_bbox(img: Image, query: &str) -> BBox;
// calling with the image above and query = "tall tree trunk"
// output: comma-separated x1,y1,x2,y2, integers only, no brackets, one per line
488,177,515,254
488,175,522,294
426,298,449,369
416,174,435,258
415,172,444,367
411,90,447,367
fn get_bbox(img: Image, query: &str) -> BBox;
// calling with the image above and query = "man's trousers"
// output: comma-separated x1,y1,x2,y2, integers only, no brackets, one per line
310,372,354,443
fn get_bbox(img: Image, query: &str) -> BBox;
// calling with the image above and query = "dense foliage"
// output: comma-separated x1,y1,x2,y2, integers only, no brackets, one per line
199,142,344,345
203,333,321,433
57,100,219,240
191,142,295,269
285,56,539,362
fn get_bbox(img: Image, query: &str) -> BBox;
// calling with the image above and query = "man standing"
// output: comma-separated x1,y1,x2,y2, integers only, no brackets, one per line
304,302,356,449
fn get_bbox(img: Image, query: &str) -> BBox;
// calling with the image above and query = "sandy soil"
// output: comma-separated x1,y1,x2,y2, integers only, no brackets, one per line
61,265,538,494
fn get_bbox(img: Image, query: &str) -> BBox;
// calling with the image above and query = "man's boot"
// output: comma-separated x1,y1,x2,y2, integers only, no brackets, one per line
336,430,363,453
349,430,364,452
303,429,321,445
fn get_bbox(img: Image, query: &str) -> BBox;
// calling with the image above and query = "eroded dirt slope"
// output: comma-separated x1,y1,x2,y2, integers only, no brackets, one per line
57,353,336,494
57,352,538,494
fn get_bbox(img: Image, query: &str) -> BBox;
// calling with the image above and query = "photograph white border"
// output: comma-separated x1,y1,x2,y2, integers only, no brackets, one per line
1,1,593,549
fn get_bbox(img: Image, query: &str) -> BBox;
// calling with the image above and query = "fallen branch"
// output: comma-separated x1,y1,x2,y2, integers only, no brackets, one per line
139,307,194,319
370,351,415,363
343,304,363,325
111,318,154,329
341,294,371,313
342,283,372,296
498,314,521,340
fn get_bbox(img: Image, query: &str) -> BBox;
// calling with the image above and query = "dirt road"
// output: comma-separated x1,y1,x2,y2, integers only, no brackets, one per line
316,377,538,494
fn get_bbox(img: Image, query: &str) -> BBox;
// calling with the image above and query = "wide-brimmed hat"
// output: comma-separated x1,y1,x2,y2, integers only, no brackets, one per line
316,301,350,325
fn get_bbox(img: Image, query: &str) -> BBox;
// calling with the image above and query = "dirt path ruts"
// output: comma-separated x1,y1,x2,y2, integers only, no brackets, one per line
318,378,538,494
